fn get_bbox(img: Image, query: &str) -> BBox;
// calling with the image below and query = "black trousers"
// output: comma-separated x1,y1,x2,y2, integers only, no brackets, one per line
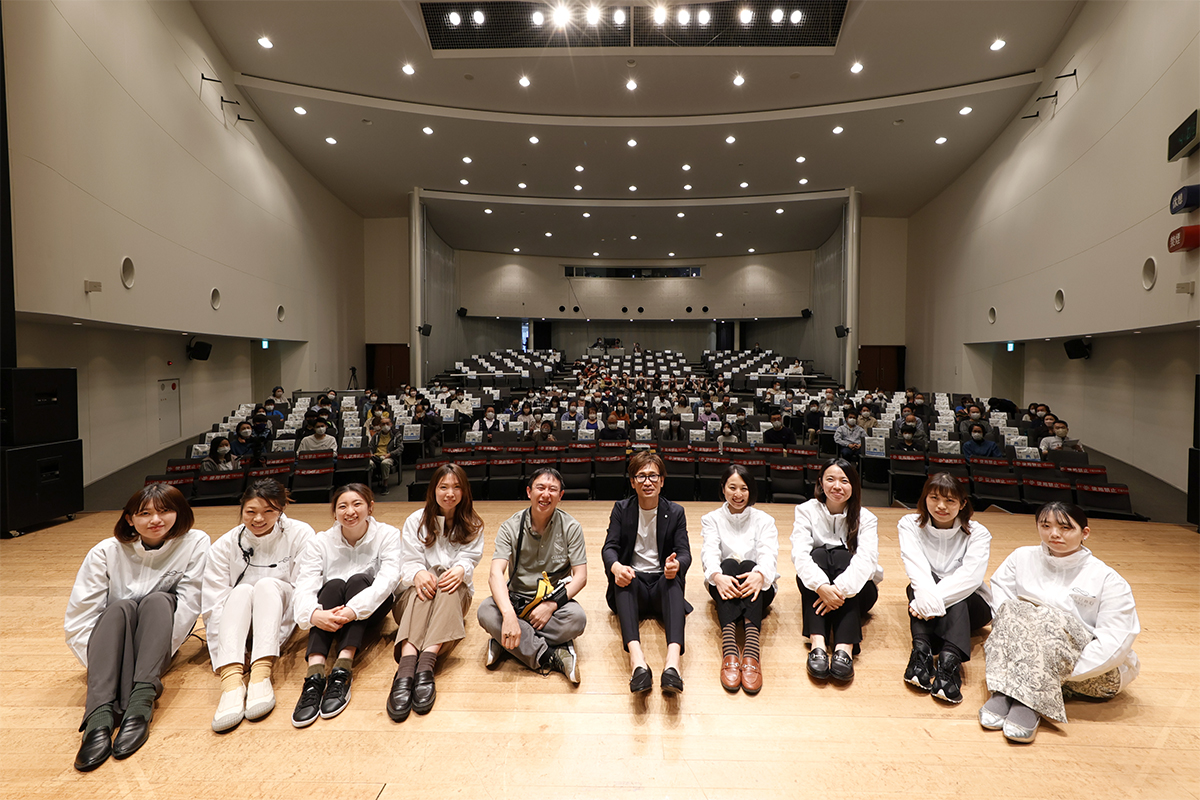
706,558,776,627
796,546,878,647
306,573,391,658
612,571,687,653
906,585,992,660
82,592,178,726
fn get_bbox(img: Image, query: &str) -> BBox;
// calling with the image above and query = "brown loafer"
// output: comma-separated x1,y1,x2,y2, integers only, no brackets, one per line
741,656,763,694
721,654,742,692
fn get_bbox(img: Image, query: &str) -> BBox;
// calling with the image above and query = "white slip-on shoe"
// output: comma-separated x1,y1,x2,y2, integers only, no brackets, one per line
245,678,276,721
212,684,246,732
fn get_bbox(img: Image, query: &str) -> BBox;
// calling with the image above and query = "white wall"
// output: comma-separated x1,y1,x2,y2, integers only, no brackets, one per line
859,217,908,346
5,0,366,481
456,249,814,322
1023,330,1196,491
904,0,1199,484
364,218,410,344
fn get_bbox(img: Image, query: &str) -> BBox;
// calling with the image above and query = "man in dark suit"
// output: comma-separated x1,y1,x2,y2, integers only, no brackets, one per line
602,451,692,695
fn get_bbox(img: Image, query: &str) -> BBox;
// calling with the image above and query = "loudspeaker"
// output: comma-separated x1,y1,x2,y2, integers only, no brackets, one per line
456,307,468,317
419,323,432,336
187,339,213,361
1,439,84,535
1,368,79,446
835,325,849,339
800,308,813,319
1063,338,1091,360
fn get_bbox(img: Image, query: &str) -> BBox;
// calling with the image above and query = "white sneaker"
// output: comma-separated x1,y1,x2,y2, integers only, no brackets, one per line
212,684,246,732
245,678,276,721
485,638,505,669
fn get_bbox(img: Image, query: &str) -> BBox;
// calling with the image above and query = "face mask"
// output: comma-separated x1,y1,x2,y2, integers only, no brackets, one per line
810,407,819,413
1056,429,1068,438
861,411,871,418
903,433,914,442
970,412,981,420
737,415,745,421
704,408,712,414
327,394,335,400
274,393,283,400
972,432,984,442
589,414,597,422
485,412,495,420
772,421,782,429
847,419,857,427
217,446,231,455
382,425,392,432
915,399,924,406
722,428,731,436
315,427,327,436
265,405,274,412
374,410,382,417
671,421,680,428
1037,410,1047,418
239,430,251,439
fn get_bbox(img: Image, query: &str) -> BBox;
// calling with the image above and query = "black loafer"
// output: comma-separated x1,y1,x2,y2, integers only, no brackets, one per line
112,715,149,759
830,650,855,683
629,666,653,693
412,670,436,715
74,726,113,772
660,667,684,695
386,673,414,722
806,648,830,680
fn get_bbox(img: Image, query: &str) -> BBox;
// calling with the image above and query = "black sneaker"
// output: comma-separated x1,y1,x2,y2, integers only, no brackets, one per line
904,642,935,692
291,674,325,728
320,668,353,718
931,650,964,704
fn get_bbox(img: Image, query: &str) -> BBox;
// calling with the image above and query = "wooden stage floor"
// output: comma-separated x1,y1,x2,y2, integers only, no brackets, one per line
1,501,1196,800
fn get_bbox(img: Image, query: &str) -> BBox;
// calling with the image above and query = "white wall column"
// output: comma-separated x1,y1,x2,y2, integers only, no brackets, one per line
844,187,861,389
409,188,423,386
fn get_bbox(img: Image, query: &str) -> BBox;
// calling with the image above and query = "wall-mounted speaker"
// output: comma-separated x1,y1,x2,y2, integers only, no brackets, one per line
186,339,212,361
419,323,432,337
456,307,468,317
835,325,849,339
702,306,709,313
559,305,566,312
622,306,628,313
1063,338,1091,359
686,306,693,313
800,308,813,319
573,306,580,313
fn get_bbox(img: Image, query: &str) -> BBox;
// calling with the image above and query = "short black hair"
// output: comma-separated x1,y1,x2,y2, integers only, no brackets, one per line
720,463,758,506
527,466,564,490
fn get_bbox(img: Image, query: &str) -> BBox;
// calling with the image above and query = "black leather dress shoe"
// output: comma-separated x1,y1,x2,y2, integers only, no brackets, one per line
412,670,436,715
74,726,113,772
806,648,830,680
830,650,855,683
112,716,149,759
660,667,684,695
629,666,652,693
386,673,414,722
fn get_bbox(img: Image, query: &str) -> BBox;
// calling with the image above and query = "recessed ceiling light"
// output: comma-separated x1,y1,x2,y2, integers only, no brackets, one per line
726,135,736,144
586,5,601,25
739,8,753,24
799,178,808,185
582,212,591,218
653,6,667,24
748,248,755,253
991,38,1006,51
935,136,947,144
294,106,307,115
518,182,527,188
682,164,691,171
473,10,485,25
790,9,803,23
775,208,784,214
613,8,626,24
770,8,783,23
460,179,469,185
519,76,531,87
422,126,433,135
72,321,82,326
545,232,553,237
677,212,685,217
832,126,844,134
629,185,637,191
325,137,337,144
484,208,493,214
401,63,415,76
257,36,273,48
959,106,972,115
593,251,600,256
627,138,637,147
739,181,748,188
626,79,638,91
513,247,520,252
630,235,638,240
528,136,539,144
698,9,710,25
552,5,570,27
795,156,805,163
850,62,864,74
462,156,472,163
733,74,745,86
532,10,545,25
575,165,584,172
448,11,461,26
574,185,583,191
669,252,675,257
684,184,692,190
678,8,690,25
715,232,723,237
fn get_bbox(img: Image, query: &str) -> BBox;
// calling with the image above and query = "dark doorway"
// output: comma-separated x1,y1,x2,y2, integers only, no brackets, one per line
716,321,735,351
532,320,552,351
366,344,411,394
857,345,905,392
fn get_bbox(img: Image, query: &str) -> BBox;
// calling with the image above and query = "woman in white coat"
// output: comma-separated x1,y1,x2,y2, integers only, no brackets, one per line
202,479,315,731
386,463,485,721
980,501,1140,743
790,458,881,684
65,484,209,771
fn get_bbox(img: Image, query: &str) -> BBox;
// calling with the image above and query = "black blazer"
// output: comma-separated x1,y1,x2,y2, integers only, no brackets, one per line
601,496,693,613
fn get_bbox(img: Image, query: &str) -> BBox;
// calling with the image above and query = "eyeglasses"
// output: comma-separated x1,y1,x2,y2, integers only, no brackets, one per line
633,473,661,484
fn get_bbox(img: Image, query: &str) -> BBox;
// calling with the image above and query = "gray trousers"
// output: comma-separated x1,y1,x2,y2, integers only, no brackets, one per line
82,592,177,727
476,596,587,670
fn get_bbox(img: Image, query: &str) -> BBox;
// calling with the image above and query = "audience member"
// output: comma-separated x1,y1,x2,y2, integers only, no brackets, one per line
834,413,866,460
1039,418,1084,454
962,423,1003,459
368,419,403,494
203,436,238,472
763,413,797,446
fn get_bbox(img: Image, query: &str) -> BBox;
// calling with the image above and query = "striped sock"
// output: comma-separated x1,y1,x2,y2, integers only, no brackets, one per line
722,621,739,659
744,621,761,662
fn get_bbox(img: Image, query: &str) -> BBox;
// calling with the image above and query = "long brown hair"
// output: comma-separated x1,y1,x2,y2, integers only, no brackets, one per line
422,464,483,547
115,484,194,544
916,472,973,530
815,458,862,553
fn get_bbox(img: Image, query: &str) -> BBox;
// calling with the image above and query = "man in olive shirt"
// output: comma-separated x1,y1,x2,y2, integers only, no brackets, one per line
477,468,588,683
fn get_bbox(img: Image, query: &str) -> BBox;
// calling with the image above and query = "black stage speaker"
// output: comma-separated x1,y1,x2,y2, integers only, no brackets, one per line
800,308,813,319
419,323,432,336
1,367,78,446
186,339,213,361
835,325,849,339
456,307,468,317
1,438,84,535
1063,338,1091,360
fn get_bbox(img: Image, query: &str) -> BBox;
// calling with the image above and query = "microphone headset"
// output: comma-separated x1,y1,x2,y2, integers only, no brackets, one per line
234,524,280,586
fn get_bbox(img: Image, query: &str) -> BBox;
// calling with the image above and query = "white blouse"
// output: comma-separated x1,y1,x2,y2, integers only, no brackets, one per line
64,529,210,668
700,504,780,588
292,517,403,630
201,514,316,665
897,513,992,618
990,544,1140,687
789,499,882,596
398,508,486,597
